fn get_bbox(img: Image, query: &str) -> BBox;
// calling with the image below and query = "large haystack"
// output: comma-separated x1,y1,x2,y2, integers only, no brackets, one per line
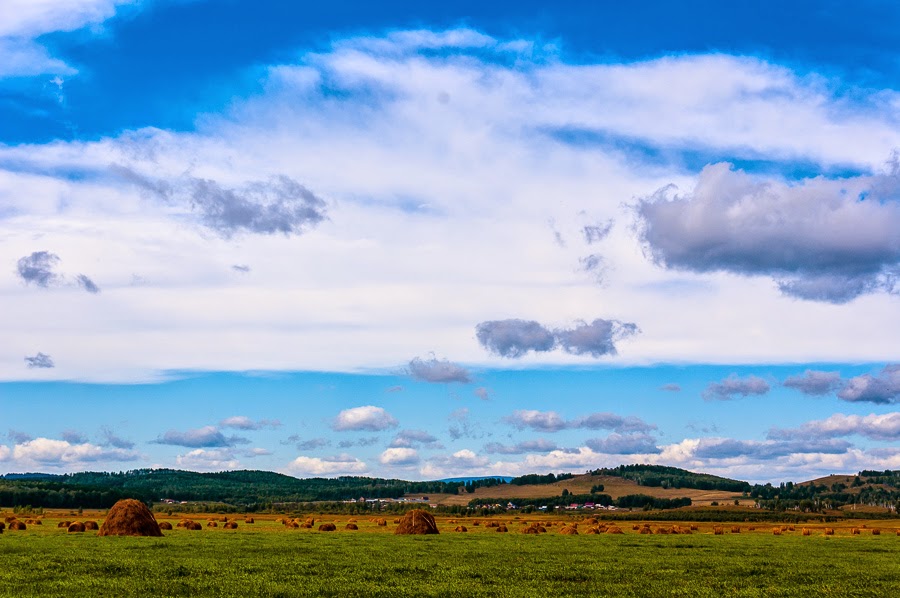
98,499,163,537
394,509,439,535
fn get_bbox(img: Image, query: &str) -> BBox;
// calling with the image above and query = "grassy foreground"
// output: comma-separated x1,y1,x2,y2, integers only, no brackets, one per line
1,526,898,597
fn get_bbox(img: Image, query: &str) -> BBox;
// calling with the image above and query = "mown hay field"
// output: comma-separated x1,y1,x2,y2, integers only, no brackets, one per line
1,514,899,597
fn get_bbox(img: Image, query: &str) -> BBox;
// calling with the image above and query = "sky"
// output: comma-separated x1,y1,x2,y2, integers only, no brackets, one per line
1,0,899,484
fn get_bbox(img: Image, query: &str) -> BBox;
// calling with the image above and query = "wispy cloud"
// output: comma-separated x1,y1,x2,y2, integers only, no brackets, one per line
703,374,770,401
332,406,398,432
502,409,655,433
153,426,249,448
408,356,471,383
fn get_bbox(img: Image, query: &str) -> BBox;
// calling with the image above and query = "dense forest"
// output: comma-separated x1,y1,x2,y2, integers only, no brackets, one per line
0,469,506,510
592,464,751,492
1,466,897,513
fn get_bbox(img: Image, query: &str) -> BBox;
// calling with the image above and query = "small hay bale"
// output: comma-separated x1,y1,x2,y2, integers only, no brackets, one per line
4,516,16,523
731,526,740,534
639,526,653,534
454,525,468,532
851,528,860,535
9,521,27,531
244,517,255,524
375,518,387,527
68,522,86,533
748,526,756,531
0,522,5,531
394,509,439,535
58,521,71,528
802,528,810,536
486,521,499,528
772,528,782,536
318,523,337,532
656,527,670,535
606,526,624,534
393,518,401,524
824,528,834,536
558,526,578,535
83,521,99,530
496,525,508,533
186,521,203,531
787,526,795,532
690,524,699,531
159,522,173,530
207,521,218,528
345,523,358,530
98,499,162,537
347,518,356,523
584,527,599,535
522,526,540,534
297,522,308,528
713,526,724,535
223,522,238,529
871,528,880,536
472,520,480,526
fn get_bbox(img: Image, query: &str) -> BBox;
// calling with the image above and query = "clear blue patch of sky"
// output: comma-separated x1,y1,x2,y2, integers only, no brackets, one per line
2,0,898,144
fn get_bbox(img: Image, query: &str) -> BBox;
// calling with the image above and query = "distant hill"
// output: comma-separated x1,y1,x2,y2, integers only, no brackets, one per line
437,476,513,484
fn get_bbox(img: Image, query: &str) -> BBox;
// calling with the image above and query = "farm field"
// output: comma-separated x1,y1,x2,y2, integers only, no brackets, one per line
1,513,899,597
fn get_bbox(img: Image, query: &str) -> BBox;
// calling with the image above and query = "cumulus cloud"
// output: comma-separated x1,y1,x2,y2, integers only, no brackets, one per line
783,370,843,396
219,416,282,430
286,454,367,476
837,365,900,404
636,162,900,303
153,426,248,448
769,412,900,442
408,356,471,383
476,318,638,359
585,433,661,454
118,168,328,238
12,437,138,466
476,320,556,358
176,448,239,471
379,447,420,466
24,352,54,368
332,406,398,431
703,374,770,401
555,319,639,357
16,251,60,287
389,429,440,448
503,410,655,434
429,449,490,471
483,439,559,455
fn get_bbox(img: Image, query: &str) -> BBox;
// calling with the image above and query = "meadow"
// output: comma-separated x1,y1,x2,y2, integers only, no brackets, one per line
1,514,899,597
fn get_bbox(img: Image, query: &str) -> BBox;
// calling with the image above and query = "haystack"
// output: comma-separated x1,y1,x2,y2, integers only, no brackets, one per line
0,522,5,531
223,521,238,529
824,528,834,535
802,528,810,536
245,517,255,524
584,527,599,535
731,526,740,534
522,526,540,534
68,522,86,533
185,521,203,531
558,526,578,535
713,526,724,535
872,528,880,535
772,528,782,536
57,521,71,528
3,516,16,523
606,526,624,534
394,509,439,535
375,518,387,526
318,523,336,531
98,498,163,537
454,525,467,532
639,526,653,534
496,525,508,532
207,521,218,528
9,521,26,531
345,523,358,530
159,522,173,530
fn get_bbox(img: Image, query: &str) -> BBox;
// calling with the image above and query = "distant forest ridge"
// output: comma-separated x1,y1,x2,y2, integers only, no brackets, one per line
0,466,897,512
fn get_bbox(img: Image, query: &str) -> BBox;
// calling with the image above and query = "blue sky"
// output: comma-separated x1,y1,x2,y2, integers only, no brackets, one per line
1,0,898,483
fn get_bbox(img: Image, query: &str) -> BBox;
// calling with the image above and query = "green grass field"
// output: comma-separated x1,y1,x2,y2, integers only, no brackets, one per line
1,525,898,597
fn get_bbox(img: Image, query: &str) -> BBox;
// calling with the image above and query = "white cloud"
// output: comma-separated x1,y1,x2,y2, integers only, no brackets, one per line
219,416,282,430
9,437,138,468
286,454,367,476
379,447,419,466
175,448,240,471
332,406,398,431
1,29,899,382
769,412,900,441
